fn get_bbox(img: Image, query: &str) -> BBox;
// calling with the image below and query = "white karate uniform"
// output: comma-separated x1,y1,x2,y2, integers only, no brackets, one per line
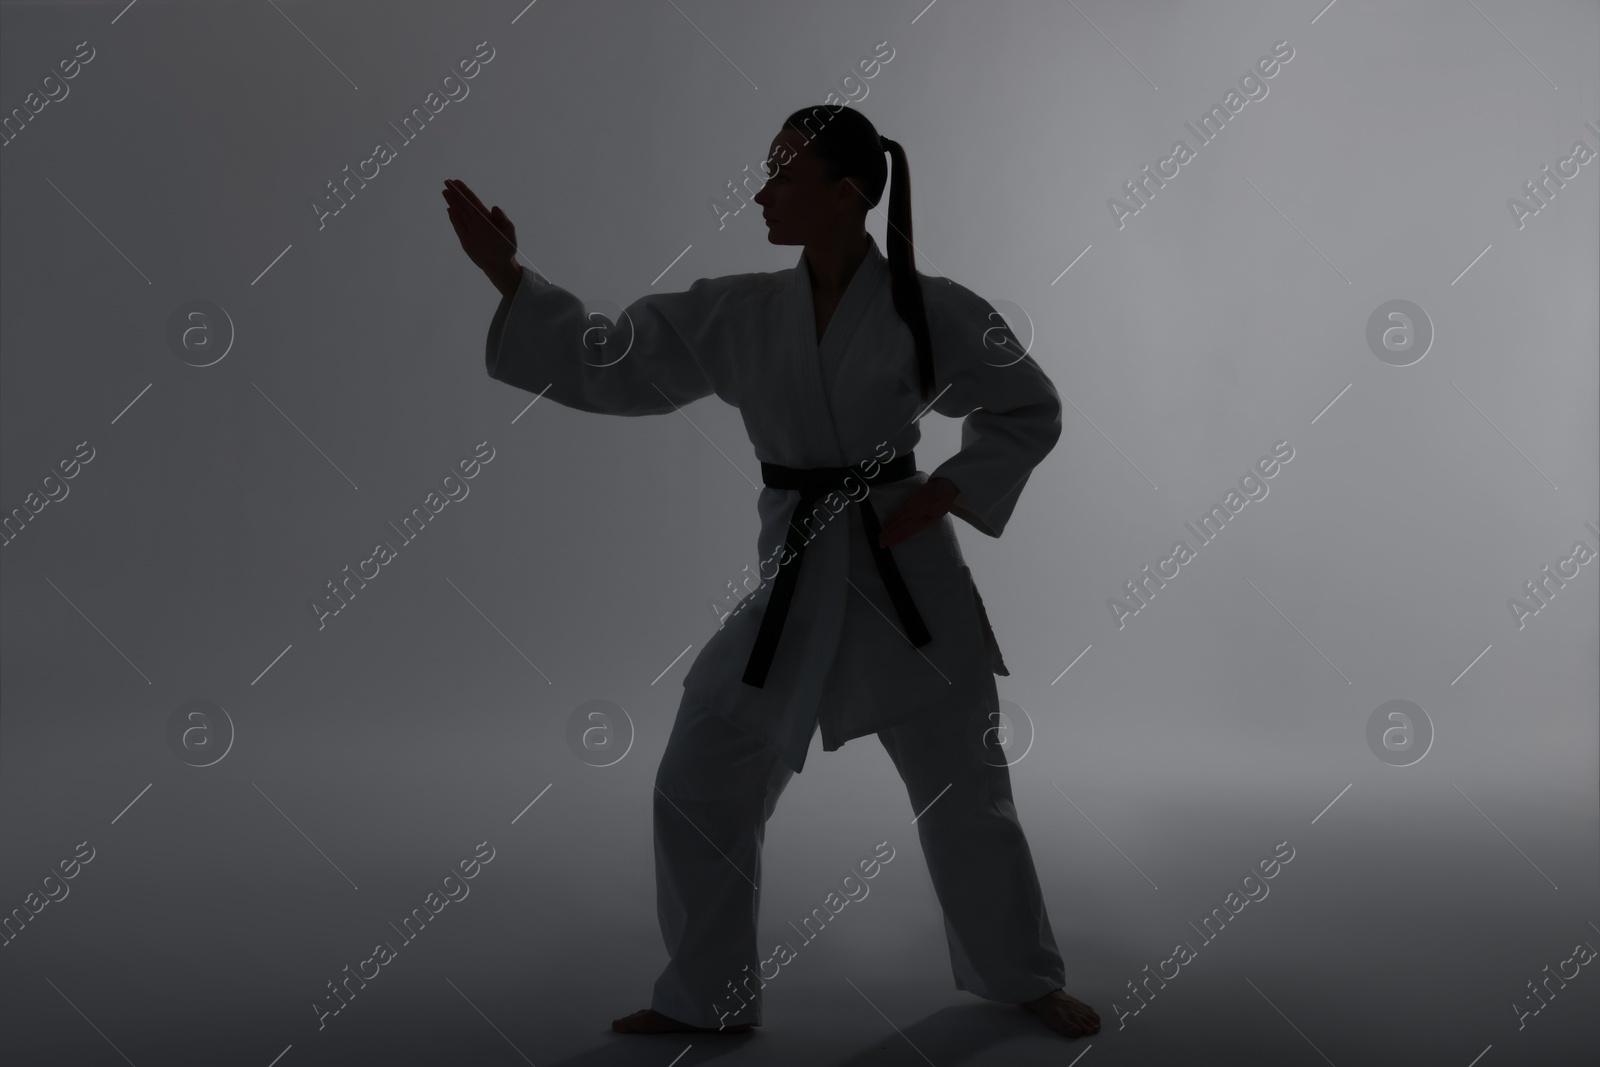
485,234,1062,776
485,234,1067,1026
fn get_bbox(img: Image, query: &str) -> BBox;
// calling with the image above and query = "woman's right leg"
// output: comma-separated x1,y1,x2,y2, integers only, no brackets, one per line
646,699,795,1029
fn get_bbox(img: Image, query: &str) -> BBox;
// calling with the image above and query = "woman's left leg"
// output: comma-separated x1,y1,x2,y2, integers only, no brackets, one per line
877,710,1066,1003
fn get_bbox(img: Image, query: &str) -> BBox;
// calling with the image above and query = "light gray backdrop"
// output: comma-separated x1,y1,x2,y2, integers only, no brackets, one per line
2,1,1595,1065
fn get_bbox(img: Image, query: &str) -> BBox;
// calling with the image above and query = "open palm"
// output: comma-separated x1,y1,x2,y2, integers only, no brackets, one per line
442,178,520,291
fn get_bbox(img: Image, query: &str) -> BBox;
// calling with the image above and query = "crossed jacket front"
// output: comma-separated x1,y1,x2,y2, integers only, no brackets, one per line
485,234,1062,774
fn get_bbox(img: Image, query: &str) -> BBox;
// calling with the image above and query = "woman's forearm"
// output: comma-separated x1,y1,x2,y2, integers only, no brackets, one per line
493,261,523,300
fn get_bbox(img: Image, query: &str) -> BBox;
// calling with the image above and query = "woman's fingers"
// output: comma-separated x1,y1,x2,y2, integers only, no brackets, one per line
878,504,931,547
446,186,515,254
877,482,959,547
443,181,492,227
445,178,482,209
491,205,516,241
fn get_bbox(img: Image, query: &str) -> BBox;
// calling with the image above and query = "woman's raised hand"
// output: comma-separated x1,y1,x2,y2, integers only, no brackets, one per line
442,178,522,296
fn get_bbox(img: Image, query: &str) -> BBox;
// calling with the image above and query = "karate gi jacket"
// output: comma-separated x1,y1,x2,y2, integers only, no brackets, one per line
486,234,1062,774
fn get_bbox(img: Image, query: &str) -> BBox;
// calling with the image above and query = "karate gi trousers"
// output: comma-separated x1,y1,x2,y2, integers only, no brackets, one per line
648,696,1068,1028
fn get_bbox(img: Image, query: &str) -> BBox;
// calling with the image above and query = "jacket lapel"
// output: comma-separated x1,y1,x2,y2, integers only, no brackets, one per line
787,237,890,467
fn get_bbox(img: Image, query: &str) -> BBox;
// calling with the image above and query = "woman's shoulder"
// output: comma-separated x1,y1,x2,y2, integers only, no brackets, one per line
913,267,980,301
912,270,996,327
675,267,788,305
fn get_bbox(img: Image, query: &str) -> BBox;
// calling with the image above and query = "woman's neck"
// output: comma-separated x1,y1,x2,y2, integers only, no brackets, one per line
803,231,871,300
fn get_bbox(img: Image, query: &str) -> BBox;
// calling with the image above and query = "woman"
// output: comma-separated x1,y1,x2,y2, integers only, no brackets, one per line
443,104,1100,1042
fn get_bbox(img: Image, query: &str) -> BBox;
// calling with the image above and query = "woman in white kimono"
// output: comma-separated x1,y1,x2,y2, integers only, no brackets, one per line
443,103,1100,1042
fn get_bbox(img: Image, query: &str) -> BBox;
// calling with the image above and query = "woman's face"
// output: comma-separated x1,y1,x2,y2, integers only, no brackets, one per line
752,128,857,245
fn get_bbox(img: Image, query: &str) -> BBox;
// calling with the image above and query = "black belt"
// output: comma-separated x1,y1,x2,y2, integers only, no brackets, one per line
741,451,932,688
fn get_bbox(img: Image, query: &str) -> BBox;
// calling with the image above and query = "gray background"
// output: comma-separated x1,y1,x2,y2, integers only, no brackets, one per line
2,1,1595,1064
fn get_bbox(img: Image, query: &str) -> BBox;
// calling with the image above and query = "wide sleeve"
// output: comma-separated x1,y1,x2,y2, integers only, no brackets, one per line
922,277,1063,538
485,265,725,416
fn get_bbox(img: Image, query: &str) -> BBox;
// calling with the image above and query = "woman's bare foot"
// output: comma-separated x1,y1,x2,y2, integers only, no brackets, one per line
611,1008,752,1035
1021,988,1101,1037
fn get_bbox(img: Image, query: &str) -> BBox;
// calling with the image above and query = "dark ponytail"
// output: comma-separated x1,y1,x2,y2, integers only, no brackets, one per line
781,107,935,403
